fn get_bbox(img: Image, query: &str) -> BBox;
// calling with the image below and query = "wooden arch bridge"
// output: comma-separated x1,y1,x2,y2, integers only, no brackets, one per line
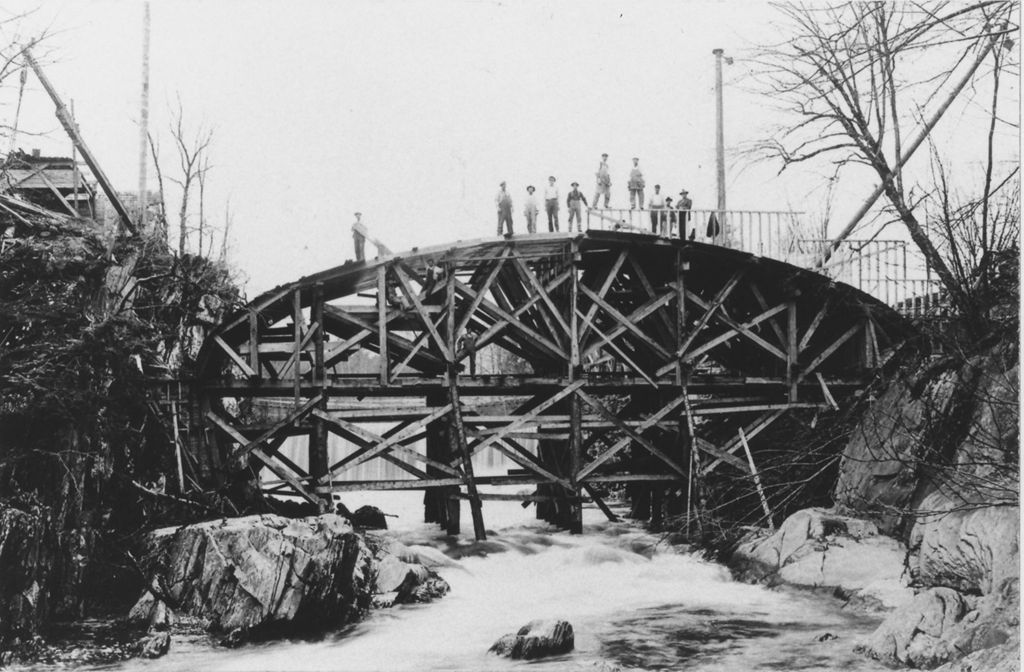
190,229,911,538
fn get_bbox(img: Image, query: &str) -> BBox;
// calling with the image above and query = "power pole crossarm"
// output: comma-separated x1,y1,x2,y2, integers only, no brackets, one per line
22,45,136,235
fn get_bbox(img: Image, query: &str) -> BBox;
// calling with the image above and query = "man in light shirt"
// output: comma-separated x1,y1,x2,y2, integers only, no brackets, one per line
544,176,560,232
523,185,539,234
648,184,666,234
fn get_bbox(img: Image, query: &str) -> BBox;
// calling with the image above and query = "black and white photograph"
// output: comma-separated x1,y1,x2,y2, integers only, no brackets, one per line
0,1,1019,670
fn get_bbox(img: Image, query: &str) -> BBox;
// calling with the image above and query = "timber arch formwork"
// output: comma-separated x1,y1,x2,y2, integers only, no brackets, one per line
194,231,911,537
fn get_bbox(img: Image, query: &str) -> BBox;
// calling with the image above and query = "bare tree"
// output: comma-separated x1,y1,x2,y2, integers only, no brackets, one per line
747,1,1018,326
167,98,213,256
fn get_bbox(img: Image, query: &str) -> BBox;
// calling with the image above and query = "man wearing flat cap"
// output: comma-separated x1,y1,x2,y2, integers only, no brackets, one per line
495,181,514,236
628,157,645,210
544,176,560,232
566,181,589,231
523,185,539,234
593,153,611,208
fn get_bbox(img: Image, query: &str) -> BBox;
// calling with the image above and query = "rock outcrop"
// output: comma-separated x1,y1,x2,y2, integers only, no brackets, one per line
731,507,913,611
489,619,574,659
827,342,1019,669
129,514,373,640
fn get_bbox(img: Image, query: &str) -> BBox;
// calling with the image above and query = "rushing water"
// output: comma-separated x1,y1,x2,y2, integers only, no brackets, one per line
93,489,894,672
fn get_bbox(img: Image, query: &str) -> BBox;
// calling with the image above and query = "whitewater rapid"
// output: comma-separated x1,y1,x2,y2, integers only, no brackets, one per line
120,489,891,672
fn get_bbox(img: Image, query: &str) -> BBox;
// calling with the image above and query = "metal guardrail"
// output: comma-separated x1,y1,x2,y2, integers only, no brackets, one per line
583,207,944,317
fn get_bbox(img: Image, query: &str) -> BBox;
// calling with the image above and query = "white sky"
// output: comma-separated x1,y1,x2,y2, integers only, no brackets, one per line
4,0,1018,295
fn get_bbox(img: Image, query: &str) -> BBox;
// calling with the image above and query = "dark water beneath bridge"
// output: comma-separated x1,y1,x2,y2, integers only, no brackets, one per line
97,492,892,672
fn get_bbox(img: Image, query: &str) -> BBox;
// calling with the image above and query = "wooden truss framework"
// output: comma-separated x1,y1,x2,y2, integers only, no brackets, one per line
196,234,907,538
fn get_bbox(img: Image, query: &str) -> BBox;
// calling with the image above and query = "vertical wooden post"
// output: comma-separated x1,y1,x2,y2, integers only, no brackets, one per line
309,283,329,506
568,241,583,534
377,265,389,386
293,290,303,409
248,309,259,378
446,263,486,540
787,299,798,402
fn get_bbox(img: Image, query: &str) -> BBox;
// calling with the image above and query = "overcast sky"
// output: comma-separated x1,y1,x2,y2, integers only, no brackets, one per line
4,1,1018,295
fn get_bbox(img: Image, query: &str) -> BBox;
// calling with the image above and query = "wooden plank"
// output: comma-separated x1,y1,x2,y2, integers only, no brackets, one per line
576,394,687,480
749,282,789,348
787,300,799,402
580,290,675,360
313,408,462,477
393,264,453,362
213,334,257,377
582,483,620,522
579,284,672,360
378,265,388,385
208,394,323,468
579,249,628,339
278,322,319,379
670,265,747,362
628,253,677,341
799,295,832,351
320,403,454,481
816,373,840,411
702,409,786,474
323,304,446,370
205,412,321,505
511,251,573,339
452,277,569,362
693,437,747,470
453,381,585,465
739,427,774,529
578,307,658,388
576,389,687,477
796,322,863,384
455,249,510,336
679,302,788,364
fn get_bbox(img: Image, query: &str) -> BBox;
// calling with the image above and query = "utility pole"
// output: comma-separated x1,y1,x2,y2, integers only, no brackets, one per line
712,48,731,245
137,2,151,233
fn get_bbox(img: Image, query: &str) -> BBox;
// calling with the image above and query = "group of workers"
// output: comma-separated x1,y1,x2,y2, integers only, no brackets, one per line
351,153,700,262
495,153,694,237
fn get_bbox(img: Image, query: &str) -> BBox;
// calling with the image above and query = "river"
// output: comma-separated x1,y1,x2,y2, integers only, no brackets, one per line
110,489,893,672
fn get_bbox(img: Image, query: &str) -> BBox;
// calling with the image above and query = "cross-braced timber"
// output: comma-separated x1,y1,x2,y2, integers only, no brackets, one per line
193,231,913,539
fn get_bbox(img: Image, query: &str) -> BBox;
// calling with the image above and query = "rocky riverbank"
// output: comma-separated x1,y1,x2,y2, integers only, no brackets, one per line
728,341,1019,671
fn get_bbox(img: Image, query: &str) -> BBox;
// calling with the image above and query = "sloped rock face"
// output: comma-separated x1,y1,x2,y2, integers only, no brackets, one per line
489,619,574,659
909,492,1019,595
130,514,373,638
832,343,1019,669
731,507,913,611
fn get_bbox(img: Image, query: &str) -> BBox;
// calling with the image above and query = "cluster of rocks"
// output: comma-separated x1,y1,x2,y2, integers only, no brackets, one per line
127,512,450,655
732,343,1020,670
489,619,575,660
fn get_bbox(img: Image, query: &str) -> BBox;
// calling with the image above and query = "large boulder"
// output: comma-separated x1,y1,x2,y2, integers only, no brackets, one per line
860,578,1019,668
909,492,1019,595
731,507,912,611
366,537,450,608
129,514,373,639
489,619,574,659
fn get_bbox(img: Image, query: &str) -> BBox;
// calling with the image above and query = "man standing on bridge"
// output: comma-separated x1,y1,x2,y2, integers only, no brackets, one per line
593,153,611,208
523,185,539,234
352,212,367,262
496,181,514,236
544,176,560,232
677,189,693,239
649,184,666,234
566,182,588,232
628,157,645,210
